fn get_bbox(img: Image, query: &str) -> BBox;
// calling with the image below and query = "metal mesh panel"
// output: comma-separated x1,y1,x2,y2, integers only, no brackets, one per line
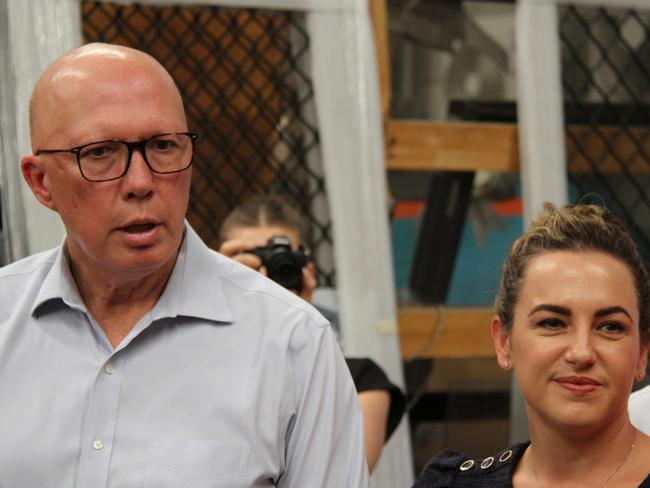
560,4,650,265
81,1,335,286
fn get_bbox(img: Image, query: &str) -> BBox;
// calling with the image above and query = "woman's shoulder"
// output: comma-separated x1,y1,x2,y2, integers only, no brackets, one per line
412,442,529,488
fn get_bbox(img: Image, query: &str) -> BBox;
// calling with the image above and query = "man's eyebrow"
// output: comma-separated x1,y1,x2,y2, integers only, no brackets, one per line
528,304,571,317
595,306,633,320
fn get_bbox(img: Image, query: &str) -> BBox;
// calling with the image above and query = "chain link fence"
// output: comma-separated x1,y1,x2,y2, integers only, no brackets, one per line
82,1,335,286
560,4,650,266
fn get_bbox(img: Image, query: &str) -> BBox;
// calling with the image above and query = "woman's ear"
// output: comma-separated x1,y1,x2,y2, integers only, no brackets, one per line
21,155,57,211
635,343,649,382
491,315,512,370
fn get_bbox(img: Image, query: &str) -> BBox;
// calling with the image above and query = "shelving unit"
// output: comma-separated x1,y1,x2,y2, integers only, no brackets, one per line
370,0,650,361
386,121,518,172
399,306,496,359
370,0,512,358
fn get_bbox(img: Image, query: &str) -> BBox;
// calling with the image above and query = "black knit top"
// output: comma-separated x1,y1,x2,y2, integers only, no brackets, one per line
412,442,650,488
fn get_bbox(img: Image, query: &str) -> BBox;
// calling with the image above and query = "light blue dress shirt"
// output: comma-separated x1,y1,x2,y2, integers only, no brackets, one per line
0,225,368,487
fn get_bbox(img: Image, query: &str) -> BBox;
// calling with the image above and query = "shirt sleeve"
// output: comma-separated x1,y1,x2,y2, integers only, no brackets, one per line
279,322,369,488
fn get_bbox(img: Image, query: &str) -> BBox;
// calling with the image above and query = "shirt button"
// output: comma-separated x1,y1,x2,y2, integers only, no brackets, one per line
92,439,103,450
104,362,114,375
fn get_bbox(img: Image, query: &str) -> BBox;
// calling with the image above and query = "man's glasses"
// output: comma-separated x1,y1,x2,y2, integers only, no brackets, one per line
35,132,198,182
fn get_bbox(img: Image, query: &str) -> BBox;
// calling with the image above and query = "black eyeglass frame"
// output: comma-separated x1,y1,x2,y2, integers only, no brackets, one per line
35,132,199,182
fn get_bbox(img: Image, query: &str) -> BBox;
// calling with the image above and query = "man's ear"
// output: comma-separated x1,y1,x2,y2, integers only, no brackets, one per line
490,315,512,370
21,155,57,211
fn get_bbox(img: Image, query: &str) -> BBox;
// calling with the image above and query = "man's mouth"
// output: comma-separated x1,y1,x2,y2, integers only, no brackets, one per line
122,223,156,233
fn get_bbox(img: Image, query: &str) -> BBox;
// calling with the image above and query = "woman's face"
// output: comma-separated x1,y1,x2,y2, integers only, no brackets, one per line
492,250,648,434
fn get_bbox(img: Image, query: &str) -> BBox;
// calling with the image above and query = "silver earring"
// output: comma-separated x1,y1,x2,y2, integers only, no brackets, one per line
504,360,511,369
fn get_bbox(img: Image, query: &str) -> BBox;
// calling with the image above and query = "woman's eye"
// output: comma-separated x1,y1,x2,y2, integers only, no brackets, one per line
537,318,565,330
599,321,625,334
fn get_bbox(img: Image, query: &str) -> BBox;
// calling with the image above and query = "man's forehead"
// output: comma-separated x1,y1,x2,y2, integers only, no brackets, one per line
35,43,175,101
44,47,162,92
72,43,131,60
30,44,184,146
52,43,151,71
45,64,94,98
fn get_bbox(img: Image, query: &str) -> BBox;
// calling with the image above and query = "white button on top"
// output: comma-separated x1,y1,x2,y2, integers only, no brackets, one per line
104,362,114,375
92,439,103,450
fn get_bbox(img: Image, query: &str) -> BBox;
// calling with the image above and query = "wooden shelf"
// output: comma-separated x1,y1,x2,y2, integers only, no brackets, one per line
386,119,650,174
399,306,496,359
386,120,519,172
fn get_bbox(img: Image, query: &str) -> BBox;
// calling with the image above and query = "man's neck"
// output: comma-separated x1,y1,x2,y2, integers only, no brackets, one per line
66,247,178,348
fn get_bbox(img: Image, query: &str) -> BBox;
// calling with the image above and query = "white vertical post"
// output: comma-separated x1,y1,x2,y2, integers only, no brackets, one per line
308,3,413,486
516,0,569,226
514,0,569,442
0,0,80,261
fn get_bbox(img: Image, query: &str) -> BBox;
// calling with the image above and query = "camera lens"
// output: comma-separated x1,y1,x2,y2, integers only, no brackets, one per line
266,254,303,291
248,235,308,292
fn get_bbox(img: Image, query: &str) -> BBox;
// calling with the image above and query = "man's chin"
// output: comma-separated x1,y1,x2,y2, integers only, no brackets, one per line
115,249,178,277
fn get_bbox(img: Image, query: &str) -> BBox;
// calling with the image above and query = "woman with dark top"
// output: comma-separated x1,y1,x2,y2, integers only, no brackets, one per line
218,194,405,473
414,203,650,487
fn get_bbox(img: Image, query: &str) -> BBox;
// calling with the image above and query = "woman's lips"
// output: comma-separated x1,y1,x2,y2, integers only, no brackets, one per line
555,375,602,393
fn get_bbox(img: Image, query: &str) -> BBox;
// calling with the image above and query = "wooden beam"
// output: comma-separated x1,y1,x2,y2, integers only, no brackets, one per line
386,120,519,172
386,119,650,174
369,0,391,122
399,306,496,359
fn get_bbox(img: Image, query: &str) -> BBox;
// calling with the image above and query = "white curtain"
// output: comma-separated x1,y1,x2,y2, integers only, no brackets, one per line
0,0,79,260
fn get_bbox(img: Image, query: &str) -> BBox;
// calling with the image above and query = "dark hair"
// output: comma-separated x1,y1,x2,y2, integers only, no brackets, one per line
219,194,308,246
495,203,650,344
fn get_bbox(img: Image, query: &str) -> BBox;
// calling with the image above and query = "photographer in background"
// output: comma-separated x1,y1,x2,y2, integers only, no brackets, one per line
219,194,405,473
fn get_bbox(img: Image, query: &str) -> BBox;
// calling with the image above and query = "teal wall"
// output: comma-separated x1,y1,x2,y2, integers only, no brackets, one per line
391,205,522,306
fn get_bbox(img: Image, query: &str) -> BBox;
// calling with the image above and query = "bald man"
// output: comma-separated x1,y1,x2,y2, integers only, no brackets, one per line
0,43,368,487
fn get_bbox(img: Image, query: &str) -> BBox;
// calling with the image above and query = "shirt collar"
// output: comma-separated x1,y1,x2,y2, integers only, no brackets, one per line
32,244,87,315
32,223,234,325
151,223,234,324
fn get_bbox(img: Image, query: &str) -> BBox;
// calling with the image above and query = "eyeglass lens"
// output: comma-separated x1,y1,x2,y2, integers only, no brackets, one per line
78,133,193,181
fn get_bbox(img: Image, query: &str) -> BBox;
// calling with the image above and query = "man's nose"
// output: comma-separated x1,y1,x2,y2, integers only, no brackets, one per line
122,148,154,198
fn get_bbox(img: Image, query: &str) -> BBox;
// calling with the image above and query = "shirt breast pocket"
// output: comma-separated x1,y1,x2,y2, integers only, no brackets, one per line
144,438,249,488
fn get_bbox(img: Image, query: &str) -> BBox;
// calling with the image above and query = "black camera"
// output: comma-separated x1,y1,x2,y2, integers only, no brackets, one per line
249,236,309,291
